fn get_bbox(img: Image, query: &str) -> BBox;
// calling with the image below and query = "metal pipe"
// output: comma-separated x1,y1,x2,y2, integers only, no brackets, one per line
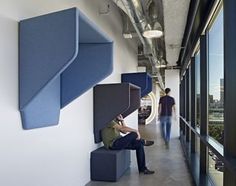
112,0,164,89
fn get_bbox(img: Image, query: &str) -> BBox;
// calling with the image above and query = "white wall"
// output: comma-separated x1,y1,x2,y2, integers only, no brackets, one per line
0,1,138,185
165,69,180,138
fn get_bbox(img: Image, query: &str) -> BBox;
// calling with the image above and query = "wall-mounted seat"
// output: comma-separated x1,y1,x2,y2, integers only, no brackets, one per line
19,7,113,129
121,72,152,97
91,83,140,181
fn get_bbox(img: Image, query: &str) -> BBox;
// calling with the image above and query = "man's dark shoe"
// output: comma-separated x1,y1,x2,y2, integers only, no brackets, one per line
144,140,154,146
141,168,155,175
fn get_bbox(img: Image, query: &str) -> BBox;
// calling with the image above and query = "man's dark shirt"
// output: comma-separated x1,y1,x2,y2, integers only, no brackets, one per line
159,95,175,116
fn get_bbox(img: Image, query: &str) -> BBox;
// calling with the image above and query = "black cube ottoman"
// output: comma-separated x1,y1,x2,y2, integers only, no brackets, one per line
91,147,130,181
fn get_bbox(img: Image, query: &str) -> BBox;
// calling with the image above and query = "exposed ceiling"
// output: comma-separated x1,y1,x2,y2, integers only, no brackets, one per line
111,0,190,88
162,0,190,66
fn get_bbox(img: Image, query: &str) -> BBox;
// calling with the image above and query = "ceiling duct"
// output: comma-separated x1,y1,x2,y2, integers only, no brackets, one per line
112,0,165,89
121,11,139,39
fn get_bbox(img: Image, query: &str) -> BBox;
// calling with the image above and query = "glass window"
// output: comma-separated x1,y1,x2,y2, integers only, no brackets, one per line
195,127,200,156
195,135,200,155
208,149,223,186
208,9,224,145
195,51,200,128
195,51,200,154
207,8,224,185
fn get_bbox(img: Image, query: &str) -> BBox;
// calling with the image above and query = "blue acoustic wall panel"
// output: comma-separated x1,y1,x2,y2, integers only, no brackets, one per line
94,83,141,143
19,8,78,111
61,43,113,107
121,72,153,97
20,78,61,129
19,8,113,129
79,12,112,43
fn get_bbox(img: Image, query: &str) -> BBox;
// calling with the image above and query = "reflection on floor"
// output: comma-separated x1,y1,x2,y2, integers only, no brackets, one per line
86,122,194,186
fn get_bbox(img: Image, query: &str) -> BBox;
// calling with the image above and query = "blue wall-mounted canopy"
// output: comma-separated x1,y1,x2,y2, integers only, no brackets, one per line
93,83,141,143
19,8,113,129
121,72,152,97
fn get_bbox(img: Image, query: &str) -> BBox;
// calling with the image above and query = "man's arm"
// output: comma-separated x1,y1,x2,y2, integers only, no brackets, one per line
158,103,162,120
116,114,126,126
113,124,141,139
172,97,177,119
172,105,176,114
172,104,177,120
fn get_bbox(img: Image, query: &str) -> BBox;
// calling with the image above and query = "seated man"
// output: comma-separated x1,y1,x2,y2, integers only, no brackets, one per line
101,114,155,175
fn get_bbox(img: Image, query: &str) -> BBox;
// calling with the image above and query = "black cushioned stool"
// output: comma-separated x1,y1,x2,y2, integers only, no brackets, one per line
91,147,130,181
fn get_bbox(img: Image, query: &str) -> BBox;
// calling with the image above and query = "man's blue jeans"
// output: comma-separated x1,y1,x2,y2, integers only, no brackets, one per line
110,132,146,172
160,116,172,142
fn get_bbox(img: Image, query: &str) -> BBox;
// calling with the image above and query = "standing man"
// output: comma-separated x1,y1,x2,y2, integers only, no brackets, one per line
158,88,176,148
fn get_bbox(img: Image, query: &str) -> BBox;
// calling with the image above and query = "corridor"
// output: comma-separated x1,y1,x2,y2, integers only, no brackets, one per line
87,122,194,186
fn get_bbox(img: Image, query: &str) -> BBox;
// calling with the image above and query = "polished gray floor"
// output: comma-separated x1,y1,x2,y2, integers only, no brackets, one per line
86,122,194,186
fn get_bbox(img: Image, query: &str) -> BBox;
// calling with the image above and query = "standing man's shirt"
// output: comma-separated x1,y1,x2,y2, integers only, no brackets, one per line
159,95,175,116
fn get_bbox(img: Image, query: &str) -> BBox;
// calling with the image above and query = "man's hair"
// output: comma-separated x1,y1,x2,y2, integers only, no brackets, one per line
165,88,171,94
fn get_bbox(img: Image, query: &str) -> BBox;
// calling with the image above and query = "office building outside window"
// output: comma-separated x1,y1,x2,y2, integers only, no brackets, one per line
207,8,224,186
195,51,200,128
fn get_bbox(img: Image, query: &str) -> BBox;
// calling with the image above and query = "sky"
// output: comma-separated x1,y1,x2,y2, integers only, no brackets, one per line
208,9,224,100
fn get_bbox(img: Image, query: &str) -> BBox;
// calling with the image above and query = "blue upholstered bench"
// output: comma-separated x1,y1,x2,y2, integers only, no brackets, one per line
90,147,130,181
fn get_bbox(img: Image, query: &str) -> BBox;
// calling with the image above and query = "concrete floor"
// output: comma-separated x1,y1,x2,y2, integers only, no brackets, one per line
86,122,194,186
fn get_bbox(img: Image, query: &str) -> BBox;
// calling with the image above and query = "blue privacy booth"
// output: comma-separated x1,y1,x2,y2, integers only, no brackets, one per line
19,8,113,129
121,72,152,97
91,83,141,181
93,83,141,143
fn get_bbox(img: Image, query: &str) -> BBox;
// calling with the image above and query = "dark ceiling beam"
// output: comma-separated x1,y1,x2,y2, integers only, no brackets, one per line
178,0,215,77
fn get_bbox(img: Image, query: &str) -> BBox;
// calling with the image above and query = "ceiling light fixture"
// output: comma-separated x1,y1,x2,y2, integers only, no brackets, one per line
155,64,167,68
123,33,133,39
143,22,163,38
155,58,167,68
